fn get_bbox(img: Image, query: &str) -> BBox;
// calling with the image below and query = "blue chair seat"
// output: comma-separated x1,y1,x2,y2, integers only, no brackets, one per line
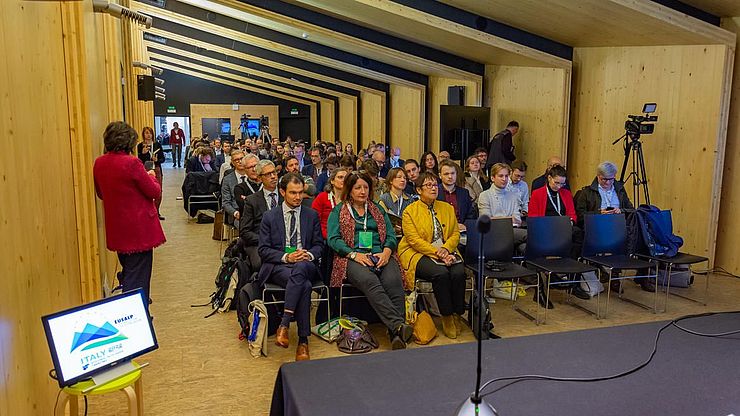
638,252,708,265
527,257,596,275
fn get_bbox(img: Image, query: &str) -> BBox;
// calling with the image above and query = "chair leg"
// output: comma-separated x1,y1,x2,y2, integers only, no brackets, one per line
664,263,673,313
605,269,613,319
134,377,144,415
123,385,138,416
544,272,552,324
701,261,710,306
56,393,73,416
339,285,344,317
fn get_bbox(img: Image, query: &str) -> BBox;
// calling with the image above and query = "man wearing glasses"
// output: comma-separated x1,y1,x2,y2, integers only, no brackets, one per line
239,160,282,277
229,153,262,226
573,161,633,227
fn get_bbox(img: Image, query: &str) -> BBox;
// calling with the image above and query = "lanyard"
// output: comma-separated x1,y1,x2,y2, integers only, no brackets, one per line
329,192,336,209
347,202,368,231
397,196,403,216
243,180,262,194
547,189,562,216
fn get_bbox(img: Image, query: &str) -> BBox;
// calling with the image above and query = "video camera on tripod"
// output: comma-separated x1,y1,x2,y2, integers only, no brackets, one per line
624,103,658,139
612,103,658,205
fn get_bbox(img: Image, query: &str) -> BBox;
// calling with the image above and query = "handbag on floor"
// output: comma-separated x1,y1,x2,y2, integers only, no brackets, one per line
413,310,437,345
336,317,378,354
247,300,268,358
405,290,418,324
579,271,604,297
490,279,527,300
311,317,342,343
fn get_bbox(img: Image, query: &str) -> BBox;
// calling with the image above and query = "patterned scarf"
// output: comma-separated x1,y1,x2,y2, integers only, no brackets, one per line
330,201,407,288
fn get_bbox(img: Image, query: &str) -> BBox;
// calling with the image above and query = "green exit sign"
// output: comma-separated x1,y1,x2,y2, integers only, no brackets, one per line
167,106,176,113
290,108,299,115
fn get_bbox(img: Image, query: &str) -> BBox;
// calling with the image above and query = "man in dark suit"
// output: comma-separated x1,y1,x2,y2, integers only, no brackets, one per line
258,173,323,361
372,150,390,179
437,159,476,232
185,147,217,173
485,120,519,172
301,147,325,183
214,140,232,170
388,146,404,169
239,159,282,276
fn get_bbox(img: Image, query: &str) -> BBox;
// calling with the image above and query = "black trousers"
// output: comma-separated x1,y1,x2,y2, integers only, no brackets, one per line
346,257,405,332
117,250,153,301
269,261,317,337
415,256,466,316
172,144,182,166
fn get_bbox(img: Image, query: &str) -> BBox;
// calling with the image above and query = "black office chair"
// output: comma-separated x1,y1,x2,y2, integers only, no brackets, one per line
635,210,709,310
525,216,598,322
465,218,540,323
581,214,658,317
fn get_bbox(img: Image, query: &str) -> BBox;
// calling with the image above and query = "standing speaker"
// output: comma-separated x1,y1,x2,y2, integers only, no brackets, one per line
137,75,155,101
447,86,465,106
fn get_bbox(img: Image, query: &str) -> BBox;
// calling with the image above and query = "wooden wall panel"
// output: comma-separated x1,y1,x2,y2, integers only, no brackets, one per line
190,104,280,139
338,96,358,148
428,76,482,155
0,1,110,413
568,44,731,260
319,99,335,141
389,84,425,163
360,91,385,148
485,65,570,175
716,17,740,274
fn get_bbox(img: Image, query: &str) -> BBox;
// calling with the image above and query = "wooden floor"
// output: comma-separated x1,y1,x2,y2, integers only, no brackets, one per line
82,165,740,416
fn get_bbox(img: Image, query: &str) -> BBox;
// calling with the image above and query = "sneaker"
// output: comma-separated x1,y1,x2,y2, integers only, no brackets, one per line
391,335,406,350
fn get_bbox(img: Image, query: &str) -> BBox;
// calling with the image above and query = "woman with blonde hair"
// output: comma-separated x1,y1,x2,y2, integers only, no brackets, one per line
464,154,490,202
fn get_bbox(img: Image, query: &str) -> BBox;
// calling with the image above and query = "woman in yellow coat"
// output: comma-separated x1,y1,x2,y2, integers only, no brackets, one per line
398,171,466,338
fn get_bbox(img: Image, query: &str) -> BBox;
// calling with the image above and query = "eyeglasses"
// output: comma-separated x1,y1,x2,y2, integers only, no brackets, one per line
232,158,244,163
599,177,616,182
551,181,566,186
422,183,439,189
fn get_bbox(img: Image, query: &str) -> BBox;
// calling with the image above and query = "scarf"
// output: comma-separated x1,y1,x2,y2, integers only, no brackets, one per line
330,201,407,288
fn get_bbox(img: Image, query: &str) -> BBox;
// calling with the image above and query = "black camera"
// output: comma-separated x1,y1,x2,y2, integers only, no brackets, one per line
624,103,657,139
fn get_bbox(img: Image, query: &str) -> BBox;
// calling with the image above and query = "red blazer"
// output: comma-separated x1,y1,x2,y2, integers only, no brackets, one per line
169,128,185,145
528,186,577,223
94,152,166,253
311,191,337,239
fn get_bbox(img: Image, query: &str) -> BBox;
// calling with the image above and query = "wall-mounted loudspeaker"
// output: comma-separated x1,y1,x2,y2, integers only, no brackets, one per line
448,86,465,106
137,75,155,101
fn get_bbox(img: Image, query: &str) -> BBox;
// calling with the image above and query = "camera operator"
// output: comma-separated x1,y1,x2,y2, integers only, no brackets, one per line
94,121,166,308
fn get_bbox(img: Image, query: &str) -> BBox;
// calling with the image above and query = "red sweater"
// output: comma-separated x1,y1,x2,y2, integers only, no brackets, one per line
528,186,577,223
94,152,166,253
311,191,337,239
169,128,185,145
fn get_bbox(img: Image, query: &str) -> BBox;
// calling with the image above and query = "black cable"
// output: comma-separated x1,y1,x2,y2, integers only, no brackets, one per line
53,389,62,415
84,395,88,416
477,310,740,399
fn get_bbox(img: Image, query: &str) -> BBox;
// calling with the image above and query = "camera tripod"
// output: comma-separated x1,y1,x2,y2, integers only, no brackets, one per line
612,132,651,205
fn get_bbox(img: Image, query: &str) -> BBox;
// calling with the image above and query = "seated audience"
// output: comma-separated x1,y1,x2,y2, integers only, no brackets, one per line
344,143,354,156
474,147,488,169
258,173,323,361
185,146,216,173
233,153,263,215
312,167,350,239
403,159,421,197
301,147,325,183
315,155,338,193
528,165,576,223
378,167,414,219
389,147,404,169
531,156,570,191
420,151,439,176
282,155,300,175
239,160,282,277
359,159,382,199
507,161,529,217
215,140,232,173
372,150,390,178
327,173,413,350
477,163,526,254
438,150,450,162
574,161,633,226
437,159,475,231
463,155,490,203
398,172,466,339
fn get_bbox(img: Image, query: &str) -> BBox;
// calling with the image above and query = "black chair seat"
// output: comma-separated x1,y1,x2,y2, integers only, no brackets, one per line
485,262,537,280
527,257,597,274
582,254,653,270
639,252,708,265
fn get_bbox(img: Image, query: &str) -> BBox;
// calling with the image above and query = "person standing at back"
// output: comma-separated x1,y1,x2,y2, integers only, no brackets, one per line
169,121,186,168
485,120,519,171
94,121,166,309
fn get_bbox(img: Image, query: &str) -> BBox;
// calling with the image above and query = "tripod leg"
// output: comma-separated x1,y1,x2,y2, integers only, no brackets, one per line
636,144,650,205
619,140,631,183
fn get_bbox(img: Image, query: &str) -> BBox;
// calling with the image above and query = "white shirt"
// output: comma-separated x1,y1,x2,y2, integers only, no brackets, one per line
597,185,620,209
280,202,314,263
507,180,530,214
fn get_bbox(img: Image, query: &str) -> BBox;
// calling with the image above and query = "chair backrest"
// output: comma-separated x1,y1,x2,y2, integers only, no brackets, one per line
582,213,627,257
463,217,515,263
525,215,572,259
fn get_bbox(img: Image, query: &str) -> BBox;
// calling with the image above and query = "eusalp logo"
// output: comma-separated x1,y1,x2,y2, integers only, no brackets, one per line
70,322,128,352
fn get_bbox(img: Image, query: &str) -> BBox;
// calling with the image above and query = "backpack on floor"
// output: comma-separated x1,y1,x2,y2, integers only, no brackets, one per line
191,244,240,318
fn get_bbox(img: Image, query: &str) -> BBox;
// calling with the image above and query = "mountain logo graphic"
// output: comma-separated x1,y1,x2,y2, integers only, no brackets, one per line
70,322,128,352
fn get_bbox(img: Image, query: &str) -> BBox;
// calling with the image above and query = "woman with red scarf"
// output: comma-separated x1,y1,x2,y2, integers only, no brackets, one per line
327,172,413,350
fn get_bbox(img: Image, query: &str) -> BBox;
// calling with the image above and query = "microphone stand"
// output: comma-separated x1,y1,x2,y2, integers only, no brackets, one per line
456,216,497,415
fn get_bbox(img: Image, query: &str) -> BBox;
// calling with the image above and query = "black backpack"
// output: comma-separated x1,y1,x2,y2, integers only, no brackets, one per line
192,240,241,317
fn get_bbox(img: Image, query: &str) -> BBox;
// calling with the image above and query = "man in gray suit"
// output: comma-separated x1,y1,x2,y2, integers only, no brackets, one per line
222,152,260,227
239,159,282,274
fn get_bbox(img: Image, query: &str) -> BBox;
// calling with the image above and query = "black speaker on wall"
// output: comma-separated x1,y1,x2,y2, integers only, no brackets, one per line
137,75,155,101
448,86,465,106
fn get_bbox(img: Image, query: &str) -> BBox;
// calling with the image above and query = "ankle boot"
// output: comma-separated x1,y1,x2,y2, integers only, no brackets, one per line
454,314,464,335
441,315,457,339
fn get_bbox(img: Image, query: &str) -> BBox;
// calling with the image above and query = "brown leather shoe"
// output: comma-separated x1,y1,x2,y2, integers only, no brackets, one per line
295,343,310,361
275,326,289,348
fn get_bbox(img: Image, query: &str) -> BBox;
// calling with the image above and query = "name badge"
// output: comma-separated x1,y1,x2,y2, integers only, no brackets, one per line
358,231,373,249
285,246,297,254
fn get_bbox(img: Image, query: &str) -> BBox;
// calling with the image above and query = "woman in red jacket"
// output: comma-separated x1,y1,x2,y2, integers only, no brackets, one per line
311,167,351,239
94,121,166,304
528,165,577,223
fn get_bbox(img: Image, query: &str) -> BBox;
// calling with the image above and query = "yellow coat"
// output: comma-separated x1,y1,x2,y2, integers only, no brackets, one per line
398,200,461,289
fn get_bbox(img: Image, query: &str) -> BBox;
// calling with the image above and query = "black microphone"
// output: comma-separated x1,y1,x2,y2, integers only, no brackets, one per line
476,215,491,234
